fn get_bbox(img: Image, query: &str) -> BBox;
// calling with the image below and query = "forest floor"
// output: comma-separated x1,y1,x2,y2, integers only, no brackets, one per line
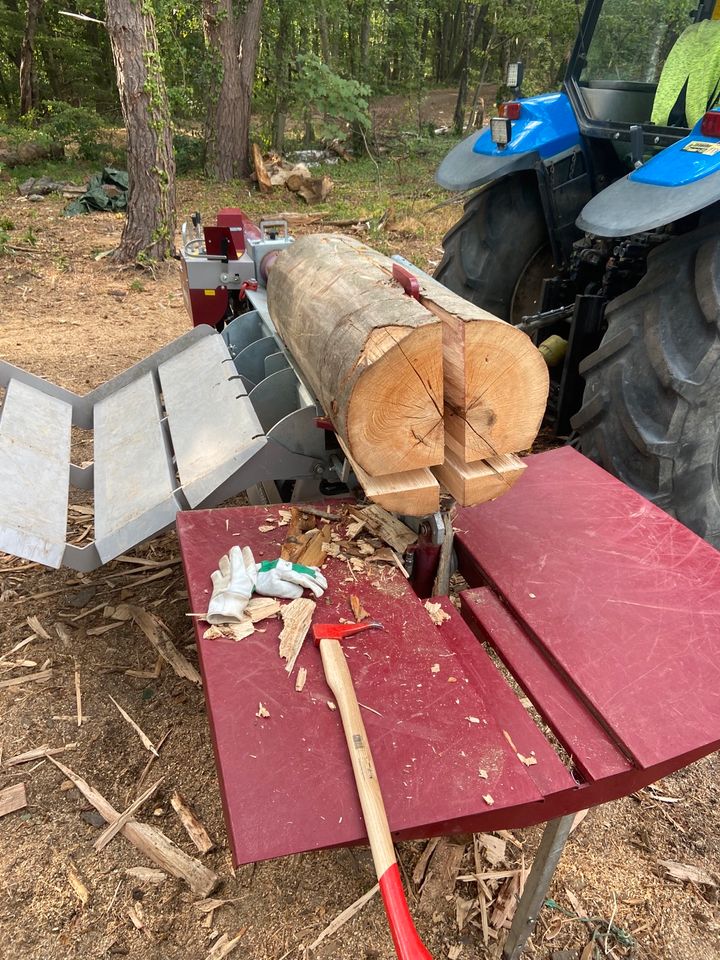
1,98,720,960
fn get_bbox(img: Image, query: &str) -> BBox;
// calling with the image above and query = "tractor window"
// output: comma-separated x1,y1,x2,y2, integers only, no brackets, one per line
581,0,692,84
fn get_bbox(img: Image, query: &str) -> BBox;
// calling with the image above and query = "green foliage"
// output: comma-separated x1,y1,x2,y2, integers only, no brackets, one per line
39,101,107,160
173,132,205,173
0,216,14,231
294,53,371,140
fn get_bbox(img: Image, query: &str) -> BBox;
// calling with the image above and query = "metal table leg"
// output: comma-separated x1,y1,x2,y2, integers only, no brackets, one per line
502,813,575,960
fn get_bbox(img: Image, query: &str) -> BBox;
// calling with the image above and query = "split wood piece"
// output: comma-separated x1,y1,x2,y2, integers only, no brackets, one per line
412,837,441,888
0,783,27,817
412,271,548,461
251,143,272,194
337,435,440,517
278,598,316,674
0,668,52,689
490,870,525,930
94,777,164,852
433,451,527,507
295,667,307,692
109,696,158,755
245,596,281,622
4,742,76,767
418,837,466,917
267,234,444,476
47,757,219,897
207,929,247,960
351,505,418,554
307,883,380,951
170,790,215,854
125,606,202,686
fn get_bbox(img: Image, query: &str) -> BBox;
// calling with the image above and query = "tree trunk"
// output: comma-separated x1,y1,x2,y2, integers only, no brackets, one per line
19,0,41,115
359,1,370,75
202,0,263,181
105,0,175,263
453,3,476,134
317,3,331,64
271,2,293,153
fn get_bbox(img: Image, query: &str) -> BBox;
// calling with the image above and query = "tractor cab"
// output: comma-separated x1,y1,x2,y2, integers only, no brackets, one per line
435,0,720,550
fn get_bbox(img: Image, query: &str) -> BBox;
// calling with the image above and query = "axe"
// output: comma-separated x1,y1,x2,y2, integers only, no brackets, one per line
313,620,433,960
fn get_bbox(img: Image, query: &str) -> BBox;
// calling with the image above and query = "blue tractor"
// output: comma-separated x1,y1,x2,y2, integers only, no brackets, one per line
436,0,720,546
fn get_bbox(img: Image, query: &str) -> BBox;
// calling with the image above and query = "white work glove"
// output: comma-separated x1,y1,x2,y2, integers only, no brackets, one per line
206,545,257,623
255,559,328,600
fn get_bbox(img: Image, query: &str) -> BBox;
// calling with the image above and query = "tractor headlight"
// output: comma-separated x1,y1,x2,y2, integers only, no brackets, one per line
490,117,512,148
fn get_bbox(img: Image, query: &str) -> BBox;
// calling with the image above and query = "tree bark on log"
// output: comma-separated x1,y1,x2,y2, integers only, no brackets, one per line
106,0,175,263
202,0,263,181
267,234,445,477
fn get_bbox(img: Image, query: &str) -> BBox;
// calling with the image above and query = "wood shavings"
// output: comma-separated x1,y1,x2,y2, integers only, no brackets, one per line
74,663,82,728
448,676,457,683
345,519,365,540
350,505,416,553
207,929,248,959
431,663,440,673
278,598,315,674
478,768,488,779
258,524,276,533
518,753,537,766
277,509,292,525
125,867,167,884
476,833,506,867
4,742,77,767
327,701,336,711
350,594,369,622
26,615,51,640
424,600,451,625
256,703,270,718
125,605,201,686
295,667,307,692
0,668,52,689
658,860,717,887
482,794,494,806
466,716,480,724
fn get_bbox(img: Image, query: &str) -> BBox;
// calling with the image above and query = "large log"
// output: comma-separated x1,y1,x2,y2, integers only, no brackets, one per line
267,234,445,477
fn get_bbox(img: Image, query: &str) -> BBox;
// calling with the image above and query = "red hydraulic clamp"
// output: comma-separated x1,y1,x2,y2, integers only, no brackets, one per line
392,262,421,301
237,279,259,302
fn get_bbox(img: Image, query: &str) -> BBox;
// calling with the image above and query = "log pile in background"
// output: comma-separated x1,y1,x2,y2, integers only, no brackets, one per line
267,233,548,514
251,144,333,204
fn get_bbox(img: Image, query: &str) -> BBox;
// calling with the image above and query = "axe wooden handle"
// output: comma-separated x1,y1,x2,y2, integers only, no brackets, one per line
319,636,433,960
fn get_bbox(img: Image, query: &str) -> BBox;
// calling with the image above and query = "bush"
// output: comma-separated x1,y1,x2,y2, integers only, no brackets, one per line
38,101,108,161
294,54,371,142
174,132,205,174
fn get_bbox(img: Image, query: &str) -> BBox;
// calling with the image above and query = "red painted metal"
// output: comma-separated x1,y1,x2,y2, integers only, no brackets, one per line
392,262,421,300
185,285,229,328
177,507,569,866
455,446,720,772
203,225,240,260
176,448,720,867
379,863,433,960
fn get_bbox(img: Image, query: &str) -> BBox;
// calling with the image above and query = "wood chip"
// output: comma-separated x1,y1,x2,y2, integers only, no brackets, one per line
126,605,201,686
256,703,270,718
424,600,451,625
278,598,315,674
658,860,717,887
74,664,82,728
94,778,164,852
0,668,52,689
482,794,494,806
295,667,307,692
170,790,215,854
245,596,281,622
203,621,255,642
207,929,247,960
307,884,379,950
125,867,167,884
327,701,336,711
67,863,90,905
0,783,27,817
518,753,537,766
350,594,369,622
489,870,523,930
258,524,275,533
351,505,417,553
476,833,507,867
478,768,488,779
109,696,157,755
466,716,480,724
412,837,440,887
26,615,51,640
47,757,219,896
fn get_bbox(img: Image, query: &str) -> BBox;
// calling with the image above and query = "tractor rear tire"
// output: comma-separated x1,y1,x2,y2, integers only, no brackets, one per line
572,222,720,547
434,174,551,322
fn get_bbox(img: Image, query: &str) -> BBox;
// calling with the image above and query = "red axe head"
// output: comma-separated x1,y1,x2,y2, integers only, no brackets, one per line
312,621,383,645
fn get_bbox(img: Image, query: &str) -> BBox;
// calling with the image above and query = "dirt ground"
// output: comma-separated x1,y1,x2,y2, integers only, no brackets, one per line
1,144,720,960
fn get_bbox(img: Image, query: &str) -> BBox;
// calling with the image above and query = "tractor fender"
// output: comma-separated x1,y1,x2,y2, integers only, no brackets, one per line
436,92,582,192
578,121,720,237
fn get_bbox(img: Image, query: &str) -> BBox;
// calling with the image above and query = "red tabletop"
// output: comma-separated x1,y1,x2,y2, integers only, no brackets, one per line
177,448,720,866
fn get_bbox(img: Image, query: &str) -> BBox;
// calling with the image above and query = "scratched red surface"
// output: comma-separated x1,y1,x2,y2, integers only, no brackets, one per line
455,447,720,772
176,508,571,866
